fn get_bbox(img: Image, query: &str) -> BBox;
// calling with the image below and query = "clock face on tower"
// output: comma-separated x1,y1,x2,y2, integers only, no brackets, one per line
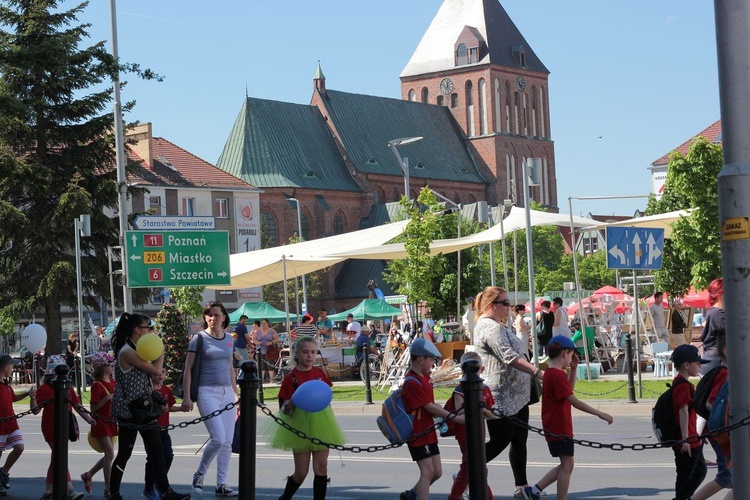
439,77,454,94
516,76,526,92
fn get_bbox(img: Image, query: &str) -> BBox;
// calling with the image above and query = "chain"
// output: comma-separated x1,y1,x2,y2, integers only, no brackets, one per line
1,398,51,422
489,406,750,450
257,401,464,453
71,399,237,431
640,384,666,396
573,382,629,397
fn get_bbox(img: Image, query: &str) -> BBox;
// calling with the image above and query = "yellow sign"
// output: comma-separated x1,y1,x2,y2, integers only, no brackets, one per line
144,251,166,264
721,217,750,241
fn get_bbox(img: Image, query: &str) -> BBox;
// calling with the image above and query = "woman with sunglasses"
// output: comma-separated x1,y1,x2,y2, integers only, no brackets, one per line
108,313,189,500
473,286,545,498
182,301,239,497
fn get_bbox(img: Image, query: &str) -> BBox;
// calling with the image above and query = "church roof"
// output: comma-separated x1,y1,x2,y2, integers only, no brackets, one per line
320,89,486,184
401,0,549,78
215,97,361,191
651,119,722,166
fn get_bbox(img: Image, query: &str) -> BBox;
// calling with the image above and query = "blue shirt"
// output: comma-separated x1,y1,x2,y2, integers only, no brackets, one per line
188,332,233,387
355,334,371,361
234,322,248,349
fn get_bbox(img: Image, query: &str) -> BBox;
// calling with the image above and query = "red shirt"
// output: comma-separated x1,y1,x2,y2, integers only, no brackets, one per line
541,367,574,442
401,370,436,448
671,374,699,449
278,367,333,402
453,383,494,443
90,379,117,438
36,382,80,443
0,383,19,435
155,385,176,428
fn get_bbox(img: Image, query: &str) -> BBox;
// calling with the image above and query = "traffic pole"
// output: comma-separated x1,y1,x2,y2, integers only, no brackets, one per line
52,364,71,499
461,357,487,500
255,348,264,405
362,345,373,405
625,334,637,403
238,360,259,500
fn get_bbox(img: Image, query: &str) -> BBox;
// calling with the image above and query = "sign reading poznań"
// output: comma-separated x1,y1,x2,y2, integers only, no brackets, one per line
125,230,231,287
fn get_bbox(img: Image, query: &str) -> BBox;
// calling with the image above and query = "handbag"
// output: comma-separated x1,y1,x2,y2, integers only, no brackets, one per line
177,333,203,402
529,375,542,405
128,390,167,425
68,412,80,442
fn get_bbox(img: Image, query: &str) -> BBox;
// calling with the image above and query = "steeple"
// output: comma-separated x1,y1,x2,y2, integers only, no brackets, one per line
314,61,326,94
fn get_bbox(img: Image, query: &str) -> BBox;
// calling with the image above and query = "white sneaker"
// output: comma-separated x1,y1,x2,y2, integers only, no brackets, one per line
191,472,204,495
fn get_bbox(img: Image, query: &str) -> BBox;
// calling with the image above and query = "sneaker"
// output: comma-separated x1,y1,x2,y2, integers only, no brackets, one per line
520,486,540,500
67,491,85,500
0,468,9,489
39,494,53,500
215,484,238,497
192,472,205,494
142,489,160,500
160,489,191,500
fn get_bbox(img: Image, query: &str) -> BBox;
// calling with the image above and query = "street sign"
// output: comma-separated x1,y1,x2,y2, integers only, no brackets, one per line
125,230,231,287
606,226,665,270
133,215,216,230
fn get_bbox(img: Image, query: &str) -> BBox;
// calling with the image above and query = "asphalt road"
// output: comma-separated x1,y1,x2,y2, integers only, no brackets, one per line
0,401,718,499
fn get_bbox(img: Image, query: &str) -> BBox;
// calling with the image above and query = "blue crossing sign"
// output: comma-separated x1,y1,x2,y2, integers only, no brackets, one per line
606,226,665,270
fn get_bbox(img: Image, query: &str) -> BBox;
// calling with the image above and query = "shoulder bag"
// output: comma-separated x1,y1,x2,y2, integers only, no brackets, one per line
177,333,204,401
128,389,167,425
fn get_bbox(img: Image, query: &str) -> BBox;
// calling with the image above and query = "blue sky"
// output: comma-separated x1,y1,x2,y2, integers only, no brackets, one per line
73,0,719,217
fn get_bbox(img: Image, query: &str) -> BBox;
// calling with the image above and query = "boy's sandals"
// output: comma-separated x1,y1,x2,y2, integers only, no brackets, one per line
80,472,93,494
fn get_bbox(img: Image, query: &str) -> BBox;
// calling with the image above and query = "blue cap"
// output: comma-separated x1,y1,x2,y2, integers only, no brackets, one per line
547,335,576,350
410,338,442,358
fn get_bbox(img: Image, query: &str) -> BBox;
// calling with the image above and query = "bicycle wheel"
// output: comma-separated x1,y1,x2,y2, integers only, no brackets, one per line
360,355,381,382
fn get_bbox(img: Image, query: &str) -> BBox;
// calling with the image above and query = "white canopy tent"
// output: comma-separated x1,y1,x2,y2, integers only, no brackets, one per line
580,209,691,239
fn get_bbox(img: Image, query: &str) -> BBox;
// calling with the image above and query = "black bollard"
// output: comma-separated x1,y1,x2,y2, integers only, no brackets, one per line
362,345,373,405
625,333,637,403
238,360,260,500
52,364,71,499
461,358,487,500
255,348,264,405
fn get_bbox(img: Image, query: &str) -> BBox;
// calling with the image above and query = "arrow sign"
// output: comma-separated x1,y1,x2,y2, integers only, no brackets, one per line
606,226,665,270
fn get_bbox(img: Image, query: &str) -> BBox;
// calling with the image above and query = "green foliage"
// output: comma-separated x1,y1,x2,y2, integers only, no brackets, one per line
155,303,188,390
168,286,205,324
0,0,159,354
0,308,17,337
646,137,723,292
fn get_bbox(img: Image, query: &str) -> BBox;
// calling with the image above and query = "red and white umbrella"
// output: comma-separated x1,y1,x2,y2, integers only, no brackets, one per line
682,287,710,308
524,297,548,313
646,294,669,307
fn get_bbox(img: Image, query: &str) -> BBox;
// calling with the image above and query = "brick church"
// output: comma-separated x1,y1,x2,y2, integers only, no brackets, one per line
215,0,558,308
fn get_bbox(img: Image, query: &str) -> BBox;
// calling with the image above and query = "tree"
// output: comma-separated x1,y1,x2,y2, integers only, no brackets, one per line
646,137,723,293
168,286,205,326
155,303,187,390
0,0,158,354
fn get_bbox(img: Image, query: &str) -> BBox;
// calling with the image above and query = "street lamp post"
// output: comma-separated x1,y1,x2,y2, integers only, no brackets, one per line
522,158,542,365
388,136,423,198
429,189,462,322
288,198,307,312
74,214,91,396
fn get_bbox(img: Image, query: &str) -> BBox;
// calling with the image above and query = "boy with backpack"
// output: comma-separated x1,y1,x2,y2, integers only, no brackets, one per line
693,330,732,500
669,344,709,500
399,338,463,500
446,351,495,500
521,335,613,500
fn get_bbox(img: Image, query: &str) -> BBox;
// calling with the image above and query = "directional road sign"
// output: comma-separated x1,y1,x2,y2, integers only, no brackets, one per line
125,230,231,287
606,226,665,270
133,215,216,230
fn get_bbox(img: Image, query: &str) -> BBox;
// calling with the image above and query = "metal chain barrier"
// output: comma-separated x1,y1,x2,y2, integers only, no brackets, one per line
573,382,629,397
257,400,464,453
3,398,50,422
489,406,750,450
70,399,237,431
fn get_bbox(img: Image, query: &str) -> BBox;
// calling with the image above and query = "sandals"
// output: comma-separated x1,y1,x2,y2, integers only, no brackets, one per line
80,472,93,494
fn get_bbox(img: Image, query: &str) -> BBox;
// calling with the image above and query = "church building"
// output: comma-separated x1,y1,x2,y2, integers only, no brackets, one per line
215,0,557,308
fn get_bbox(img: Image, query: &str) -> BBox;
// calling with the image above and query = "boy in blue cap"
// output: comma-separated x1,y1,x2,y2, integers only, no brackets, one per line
522,335,613,500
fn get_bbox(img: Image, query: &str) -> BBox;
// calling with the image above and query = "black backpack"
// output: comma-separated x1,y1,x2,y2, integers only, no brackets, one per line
694,365,726,419
652,377,690,444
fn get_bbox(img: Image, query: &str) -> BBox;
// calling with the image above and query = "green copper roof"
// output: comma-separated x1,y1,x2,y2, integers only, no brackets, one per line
320,89,486,184
215,98,361,191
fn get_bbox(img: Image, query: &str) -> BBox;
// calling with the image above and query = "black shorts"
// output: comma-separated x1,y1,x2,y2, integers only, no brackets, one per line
547,439,574,457
408,443,440,461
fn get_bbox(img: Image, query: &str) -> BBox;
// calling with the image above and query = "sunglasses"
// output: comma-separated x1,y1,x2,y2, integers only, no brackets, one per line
139,324,154,331
493,299,511,307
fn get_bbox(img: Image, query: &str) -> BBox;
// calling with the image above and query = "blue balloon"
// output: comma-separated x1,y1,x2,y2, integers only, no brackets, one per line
291,380,333,413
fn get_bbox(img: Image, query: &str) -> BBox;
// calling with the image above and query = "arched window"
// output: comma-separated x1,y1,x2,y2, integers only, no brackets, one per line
506,154,512,201
451,93,459,108
531,86,538,136
493,78,501,133
408,89,416,101
542,157,550,205
455,43,468,66
437,95,444,106
465,80,475,137
375,186,385,204
393,186,402,201
300,211,311,241
522,93,528,136
478,78,487,135
260,209,277,249
505,81,511,132
421,87,429,103
334,212,345,235
513,92,520,134
540,86,547,138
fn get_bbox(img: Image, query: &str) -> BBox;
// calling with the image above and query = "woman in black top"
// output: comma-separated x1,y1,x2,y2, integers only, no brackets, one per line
535,300,555,355
700,278,724,375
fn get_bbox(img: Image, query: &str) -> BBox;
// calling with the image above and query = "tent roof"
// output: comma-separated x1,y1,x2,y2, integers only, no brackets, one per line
327,299,402,321
582,209,691,239
228,302,299,324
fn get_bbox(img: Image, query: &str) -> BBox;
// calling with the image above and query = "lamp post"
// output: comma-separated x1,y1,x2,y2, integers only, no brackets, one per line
288,198,307,312
522,158,542,365
499,199,513,293
388,136,423,198
74,214,91,396
429,189,461,322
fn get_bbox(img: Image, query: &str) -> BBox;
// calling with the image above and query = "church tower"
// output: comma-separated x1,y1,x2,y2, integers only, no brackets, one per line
400,0,557,210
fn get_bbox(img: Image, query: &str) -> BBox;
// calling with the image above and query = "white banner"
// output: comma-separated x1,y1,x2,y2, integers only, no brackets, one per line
234,194,262,300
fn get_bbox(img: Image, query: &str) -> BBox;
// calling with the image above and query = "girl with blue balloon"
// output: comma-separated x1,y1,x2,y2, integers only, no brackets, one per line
267,336,344,499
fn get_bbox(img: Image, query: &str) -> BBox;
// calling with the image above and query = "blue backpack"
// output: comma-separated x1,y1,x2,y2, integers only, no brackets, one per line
708,380,731,447
377,375,422,444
